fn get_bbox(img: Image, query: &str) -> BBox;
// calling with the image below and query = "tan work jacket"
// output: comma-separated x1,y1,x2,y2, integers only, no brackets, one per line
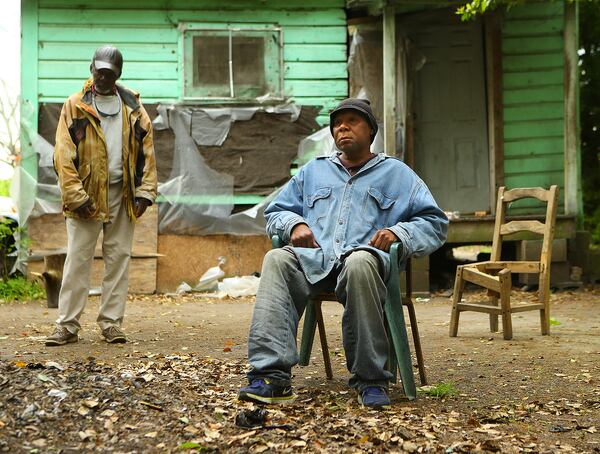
54,79,157,222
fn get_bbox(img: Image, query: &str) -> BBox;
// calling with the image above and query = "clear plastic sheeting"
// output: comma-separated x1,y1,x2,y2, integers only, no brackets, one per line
157,106,279,235
10,134,62,228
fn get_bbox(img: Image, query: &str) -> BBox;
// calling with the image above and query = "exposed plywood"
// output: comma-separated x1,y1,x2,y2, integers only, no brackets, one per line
157,234,270,292
27,205,158,293
27,204,158,256
28,257,156,294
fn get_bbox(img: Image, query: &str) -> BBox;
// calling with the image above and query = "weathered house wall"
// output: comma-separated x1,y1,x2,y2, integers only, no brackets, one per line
26,0,348,124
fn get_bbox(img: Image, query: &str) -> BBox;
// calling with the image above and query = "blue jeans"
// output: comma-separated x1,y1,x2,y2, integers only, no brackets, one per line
247,247,393,391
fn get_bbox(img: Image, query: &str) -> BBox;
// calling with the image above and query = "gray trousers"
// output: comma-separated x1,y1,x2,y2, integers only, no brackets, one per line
56,183,135,334
247,247,393,391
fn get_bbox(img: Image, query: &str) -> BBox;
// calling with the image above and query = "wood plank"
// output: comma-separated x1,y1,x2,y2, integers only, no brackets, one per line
503,68,563,88
504,102,564,122
156,234,271,292
503,54,563,72
501,220,546,236
284,44,347,62
504,2,564,18
485,12,504,208
38,25,179,43
503,36,563,54
284,79,348,97
503,187,551,202
383,4,397,157
284,62,346,79
39,42,179,62
447,216,575,243
504,154,564,174
27,204,158,256
284,26,347,44
21,0,39,179
28,256,157,294
511,303,545,313
39,0,346,9
563,2,579,217
502,18,564,36
462,267,501,292
504,119,564,140
456,302,502,315
481,261,541,273
39,8,346,26
504,136,564,156
38,79,180,99
39,60,179,80
504,85,564,105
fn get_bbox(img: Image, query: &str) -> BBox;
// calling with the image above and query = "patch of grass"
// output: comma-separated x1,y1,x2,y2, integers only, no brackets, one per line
418,381,457,398
0,277,45,303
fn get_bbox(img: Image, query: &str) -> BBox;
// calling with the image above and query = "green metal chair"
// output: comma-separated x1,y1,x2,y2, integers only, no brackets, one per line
271,236,420,400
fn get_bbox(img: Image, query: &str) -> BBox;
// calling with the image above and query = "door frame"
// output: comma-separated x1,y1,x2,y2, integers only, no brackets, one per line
400,8,494,213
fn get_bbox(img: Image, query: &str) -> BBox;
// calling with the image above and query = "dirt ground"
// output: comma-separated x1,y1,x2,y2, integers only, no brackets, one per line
0,287,599,453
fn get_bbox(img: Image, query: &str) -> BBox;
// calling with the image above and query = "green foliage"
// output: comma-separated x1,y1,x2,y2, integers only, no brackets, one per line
0,218,18,280
0,179,10,197
418,382,457,398
457,0,598,20
0,276,45,303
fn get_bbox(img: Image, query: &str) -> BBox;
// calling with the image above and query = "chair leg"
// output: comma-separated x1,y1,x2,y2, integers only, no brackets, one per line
489,293,499,333
449,267,465,337
299,300,317,366
406,299,427,385
384,298,417,400
314,302,333,379
499,269,513,340
539,275,551,335
385,322,398,384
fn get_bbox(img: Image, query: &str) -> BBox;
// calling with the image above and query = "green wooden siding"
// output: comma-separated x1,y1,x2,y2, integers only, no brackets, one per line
29,0,348,124
502,1,566,214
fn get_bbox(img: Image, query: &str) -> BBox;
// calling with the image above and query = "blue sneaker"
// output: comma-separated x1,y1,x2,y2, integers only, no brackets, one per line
358,386,391,409
238,379,296,405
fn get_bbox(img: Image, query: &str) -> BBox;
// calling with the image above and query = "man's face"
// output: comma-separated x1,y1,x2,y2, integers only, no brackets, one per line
91,65,119,94
332,110,372,154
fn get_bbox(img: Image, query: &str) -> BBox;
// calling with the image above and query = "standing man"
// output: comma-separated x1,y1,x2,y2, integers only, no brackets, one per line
238,98,448,408
46,45,157,346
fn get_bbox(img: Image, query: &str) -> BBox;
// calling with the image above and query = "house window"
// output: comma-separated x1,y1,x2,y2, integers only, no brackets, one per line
182,26,283,100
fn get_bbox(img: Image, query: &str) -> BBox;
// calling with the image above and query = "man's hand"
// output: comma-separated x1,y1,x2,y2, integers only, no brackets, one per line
290,223,319,248
135,198,151,218
74,198,96,218
368,229,399,252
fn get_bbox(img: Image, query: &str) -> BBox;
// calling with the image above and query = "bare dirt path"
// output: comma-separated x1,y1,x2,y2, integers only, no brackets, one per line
1,288,599,453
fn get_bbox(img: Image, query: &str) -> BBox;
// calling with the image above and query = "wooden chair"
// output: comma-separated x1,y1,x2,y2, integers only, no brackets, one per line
272,236,425,400
449,186,559,340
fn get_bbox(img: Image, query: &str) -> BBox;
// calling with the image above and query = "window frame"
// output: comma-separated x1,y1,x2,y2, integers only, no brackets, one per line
179,23,284,103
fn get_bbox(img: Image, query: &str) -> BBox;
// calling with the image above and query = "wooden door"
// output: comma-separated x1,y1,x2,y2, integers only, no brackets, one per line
404,12,490,213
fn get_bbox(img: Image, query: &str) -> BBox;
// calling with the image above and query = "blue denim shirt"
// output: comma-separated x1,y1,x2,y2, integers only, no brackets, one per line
265,153,448,284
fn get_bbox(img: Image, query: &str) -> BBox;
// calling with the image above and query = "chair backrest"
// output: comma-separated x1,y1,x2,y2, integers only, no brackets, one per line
490,186,559,270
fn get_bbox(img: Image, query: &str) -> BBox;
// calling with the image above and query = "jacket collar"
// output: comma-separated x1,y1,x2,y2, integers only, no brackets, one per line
329,152,386,176
80,79,140,111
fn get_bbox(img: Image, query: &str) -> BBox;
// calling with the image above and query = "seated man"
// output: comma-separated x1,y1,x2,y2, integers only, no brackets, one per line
239,98,448,409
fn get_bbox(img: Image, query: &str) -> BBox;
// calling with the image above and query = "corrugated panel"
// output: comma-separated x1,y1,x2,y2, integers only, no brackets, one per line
502,1,565,214
35,0,348,121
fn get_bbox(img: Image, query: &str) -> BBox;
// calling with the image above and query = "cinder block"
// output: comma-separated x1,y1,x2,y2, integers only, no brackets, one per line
400,264,429,297
517,239,567,263
519,261,571,286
